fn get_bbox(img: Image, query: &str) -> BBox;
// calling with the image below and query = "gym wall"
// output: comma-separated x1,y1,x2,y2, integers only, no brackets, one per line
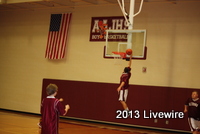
0,1,199,132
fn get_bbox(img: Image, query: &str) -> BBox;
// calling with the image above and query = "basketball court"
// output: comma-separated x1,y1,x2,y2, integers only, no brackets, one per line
0,110,184,134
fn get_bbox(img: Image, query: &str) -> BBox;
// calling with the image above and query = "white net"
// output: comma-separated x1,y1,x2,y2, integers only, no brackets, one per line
113,54,124,65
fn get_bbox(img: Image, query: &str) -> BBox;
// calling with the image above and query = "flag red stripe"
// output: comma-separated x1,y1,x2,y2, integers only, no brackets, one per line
60,14,68,59
50,32,58,59
45,32,53,58
47,32,55,59
47,32,54,58
52,32,59,59
61,13,72,58
56,14,66,59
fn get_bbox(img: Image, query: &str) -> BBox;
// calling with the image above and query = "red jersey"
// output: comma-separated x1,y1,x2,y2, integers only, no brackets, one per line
120,72,131,90
41,97,66,134
185,98,200,120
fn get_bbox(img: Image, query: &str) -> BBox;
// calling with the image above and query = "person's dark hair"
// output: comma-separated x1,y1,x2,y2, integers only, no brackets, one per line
192,90,199,95
46,84,58,96
124,67,131,73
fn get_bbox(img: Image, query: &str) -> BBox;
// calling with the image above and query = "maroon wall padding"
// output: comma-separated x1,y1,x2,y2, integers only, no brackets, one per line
41,78,198,131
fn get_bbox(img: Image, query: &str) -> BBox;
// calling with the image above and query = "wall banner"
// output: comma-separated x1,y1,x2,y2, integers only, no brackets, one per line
89,16,128,42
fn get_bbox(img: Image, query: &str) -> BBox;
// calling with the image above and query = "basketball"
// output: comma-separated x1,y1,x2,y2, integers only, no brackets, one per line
126,49,132,55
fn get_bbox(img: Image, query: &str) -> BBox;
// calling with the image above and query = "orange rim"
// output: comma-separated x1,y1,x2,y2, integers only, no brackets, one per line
112,52,126,58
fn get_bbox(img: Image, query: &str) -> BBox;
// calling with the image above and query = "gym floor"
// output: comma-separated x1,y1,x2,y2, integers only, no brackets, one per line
0,110,188,134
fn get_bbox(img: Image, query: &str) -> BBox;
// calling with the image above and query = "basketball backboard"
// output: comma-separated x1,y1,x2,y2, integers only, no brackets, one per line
103,29,147,60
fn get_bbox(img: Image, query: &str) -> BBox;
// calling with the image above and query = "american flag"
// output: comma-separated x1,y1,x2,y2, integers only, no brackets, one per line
45,13,72,59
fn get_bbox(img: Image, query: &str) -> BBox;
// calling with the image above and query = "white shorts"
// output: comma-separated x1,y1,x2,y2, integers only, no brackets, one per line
188,118,200,131
118,89,128,102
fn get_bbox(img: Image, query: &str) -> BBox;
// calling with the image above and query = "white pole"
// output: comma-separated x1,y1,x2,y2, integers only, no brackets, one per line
127,0,135,49
129,0,135,29
117,0,130,25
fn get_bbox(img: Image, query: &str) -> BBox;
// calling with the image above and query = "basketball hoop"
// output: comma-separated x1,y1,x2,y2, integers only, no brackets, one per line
112,52,127,59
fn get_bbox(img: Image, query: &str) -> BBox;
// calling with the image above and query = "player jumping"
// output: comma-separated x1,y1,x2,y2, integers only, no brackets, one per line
117,54,132,111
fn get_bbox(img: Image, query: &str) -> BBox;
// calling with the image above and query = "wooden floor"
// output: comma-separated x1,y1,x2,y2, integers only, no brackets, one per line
0,110,187,134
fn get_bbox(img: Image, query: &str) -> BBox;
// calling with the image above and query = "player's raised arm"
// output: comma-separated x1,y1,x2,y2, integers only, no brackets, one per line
128,54,132,68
